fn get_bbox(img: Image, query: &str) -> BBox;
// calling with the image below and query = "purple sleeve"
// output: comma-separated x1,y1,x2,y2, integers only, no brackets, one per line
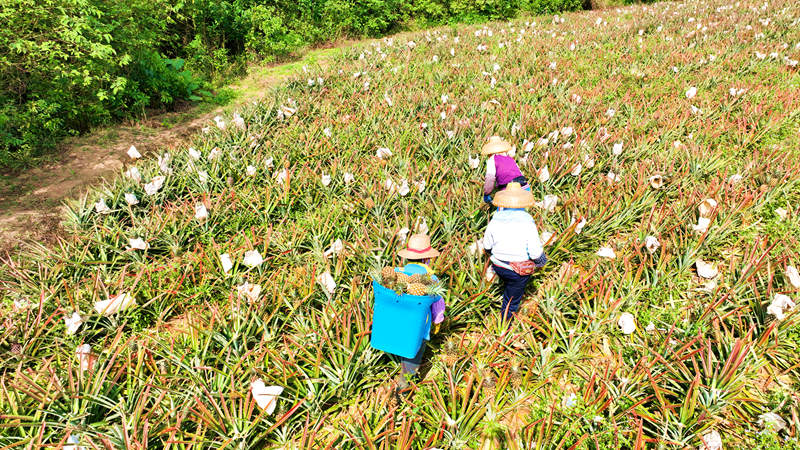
431,297,446,324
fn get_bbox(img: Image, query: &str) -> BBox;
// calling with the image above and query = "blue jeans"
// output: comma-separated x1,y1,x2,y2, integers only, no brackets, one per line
400,341,426,375
492,265,531,321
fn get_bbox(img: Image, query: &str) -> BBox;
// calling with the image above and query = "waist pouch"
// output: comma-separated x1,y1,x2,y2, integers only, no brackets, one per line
509,260,537,276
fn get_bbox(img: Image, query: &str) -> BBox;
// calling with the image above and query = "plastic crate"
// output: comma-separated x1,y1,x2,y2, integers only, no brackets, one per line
370,280,436,359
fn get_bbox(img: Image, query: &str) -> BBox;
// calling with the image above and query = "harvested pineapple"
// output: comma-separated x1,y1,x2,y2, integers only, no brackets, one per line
396,272,411,284
381,266,397,281
406,283,428,296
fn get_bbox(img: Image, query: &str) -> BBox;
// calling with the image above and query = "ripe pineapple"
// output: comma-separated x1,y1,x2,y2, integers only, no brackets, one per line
396,273,411,284
417,274,434,285
408,274,422,283
407,283,428,296
381,266,397,282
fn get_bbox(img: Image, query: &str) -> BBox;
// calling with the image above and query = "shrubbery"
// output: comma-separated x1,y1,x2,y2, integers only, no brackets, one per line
1,0,587,169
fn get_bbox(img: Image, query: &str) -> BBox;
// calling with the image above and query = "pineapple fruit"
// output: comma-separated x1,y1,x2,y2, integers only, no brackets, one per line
381,266,396,282
407,283,428,296
396,273,411,284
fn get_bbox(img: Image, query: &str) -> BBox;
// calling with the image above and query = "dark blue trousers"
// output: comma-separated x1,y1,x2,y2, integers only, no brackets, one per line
400,341,426,375
493,264,531,321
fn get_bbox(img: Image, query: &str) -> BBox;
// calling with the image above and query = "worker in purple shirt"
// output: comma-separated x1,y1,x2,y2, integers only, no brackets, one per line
481,136,531,204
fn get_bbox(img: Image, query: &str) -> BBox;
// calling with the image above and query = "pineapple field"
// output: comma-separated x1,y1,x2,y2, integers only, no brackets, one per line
2,0,800,447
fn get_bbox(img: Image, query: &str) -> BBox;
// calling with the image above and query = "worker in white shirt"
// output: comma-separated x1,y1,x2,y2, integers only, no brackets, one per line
482,182,547,321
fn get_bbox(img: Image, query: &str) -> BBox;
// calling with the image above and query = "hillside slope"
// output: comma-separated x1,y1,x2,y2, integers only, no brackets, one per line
2,0,800,448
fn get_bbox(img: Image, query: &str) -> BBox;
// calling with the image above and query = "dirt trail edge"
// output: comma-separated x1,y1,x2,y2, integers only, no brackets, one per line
0,45,347,255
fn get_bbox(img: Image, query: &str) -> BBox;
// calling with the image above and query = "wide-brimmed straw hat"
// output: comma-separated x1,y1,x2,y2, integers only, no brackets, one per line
398,234,441,259
492,182,534,208
481,136,512,155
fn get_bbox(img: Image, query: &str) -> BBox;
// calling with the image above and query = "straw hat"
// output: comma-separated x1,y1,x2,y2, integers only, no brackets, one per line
481,136,512,155
492,182,534,208
398,234,441,259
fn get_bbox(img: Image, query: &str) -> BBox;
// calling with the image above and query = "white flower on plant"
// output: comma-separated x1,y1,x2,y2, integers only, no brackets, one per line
485,265,497,282
548,61,557,70
606,108,616,118
414,179,426,193
757,412,787,433
685,87,697,99
699,430,722,450
157,152,172,175
583,155,595,169
64,311,83,335
264,157,274,169
570,163,582,176
468,239,484,256
124,166,141,182
441,94,449,104
727,174,743,184
571,215,587,234
415,217,429,235
144,176,165,195
786,266,800,289
645,236,660,254
618,313,636,334
406,40,416,49
95,199,111,214
123,193,138,206
243,250,263,268
208,147,221,161
693,217,712,234
376,147,393,159
384,93,393,107
246,165,257,177
321,174,331,187
343,172,355,185
63,434,85,450
767,294,795,321
397,227,410,243
690,105,702,115
127,238,149,251
696,259,718,279
188,147,201,160
522,140,534,153
127,145,141,159
775,207,788,221
233,113,245,129
324,239,344,258
596,247,616,259
468,155,480,169
563,393,578,408
645,322,656,332
538,166,550,183
729,87,746,97
606,171,621,184
649,175,664,189
274,168,288,184
537,194,558,213
75,344,93,373
220,253,233,273
236,282,262,303
94,292,136,316
561,126,573,137
323,127,332,138
446,130,455,139
251,379,283,415
197,170,209,184
698,198,717,218
612,142,623,156
316,271,336,295
213,116,226,130
571,94,582,104
194,203,208,221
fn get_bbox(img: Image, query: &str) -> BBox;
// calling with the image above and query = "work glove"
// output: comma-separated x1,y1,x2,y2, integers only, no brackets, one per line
483,194,493,203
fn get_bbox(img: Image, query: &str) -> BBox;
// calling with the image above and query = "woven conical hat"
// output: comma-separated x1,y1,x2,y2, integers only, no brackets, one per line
492,182,534,208
398,234,440,259
481,136,512,155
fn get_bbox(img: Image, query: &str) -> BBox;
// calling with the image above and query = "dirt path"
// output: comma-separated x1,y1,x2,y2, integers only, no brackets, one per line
0,45,347,255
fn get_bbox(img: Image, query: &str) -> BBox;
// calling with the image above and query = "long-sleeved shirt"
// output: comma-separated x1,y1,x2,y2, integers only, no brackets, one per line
482,208,546,270
484,154,524,195
397,263,446,335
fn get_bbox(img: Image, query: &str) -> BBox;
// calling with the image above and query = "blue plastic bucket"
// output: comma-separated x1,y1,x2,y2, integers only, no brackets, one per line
370,280,436,359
